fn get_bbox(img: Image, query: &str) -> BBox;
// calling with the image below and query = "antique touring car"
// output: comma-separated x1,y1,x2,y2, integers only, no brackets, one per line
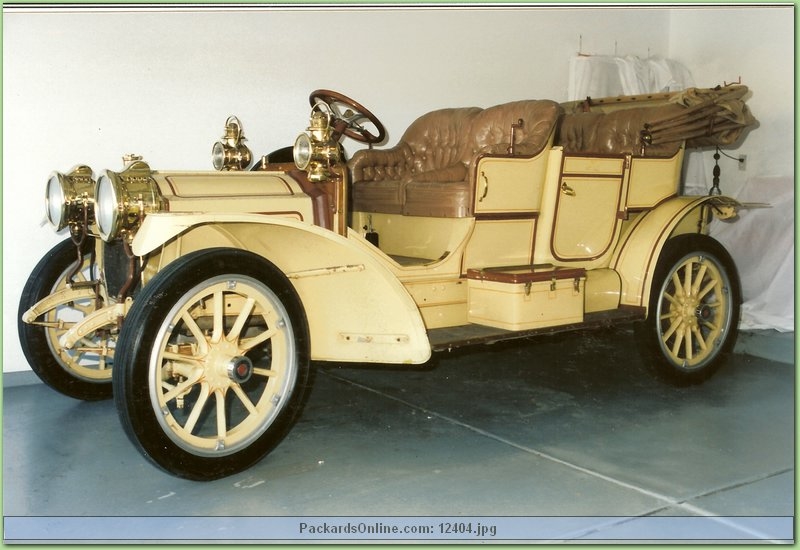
20,87,756,480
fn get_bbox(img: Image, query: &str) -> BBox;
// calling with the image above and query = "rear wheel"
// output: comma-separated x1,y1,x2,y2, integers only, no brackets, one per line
113,248,311,480
637,234,740,385
17,238,113,400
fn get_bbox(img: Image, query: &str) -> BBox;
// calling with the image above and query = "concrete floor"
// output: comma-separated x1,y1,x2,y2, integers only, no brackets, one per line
3,327,794,543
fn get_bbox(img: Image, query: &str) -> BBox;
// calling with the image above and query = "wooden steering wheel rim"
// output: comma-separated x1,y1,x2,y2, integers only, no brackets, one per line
309,89,386,144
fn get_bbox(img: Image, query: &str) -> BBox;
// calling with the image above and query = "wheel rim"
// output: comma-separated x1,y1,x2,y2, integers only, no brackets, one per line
148,275,297,457
655,252,733,370
44,253,114,382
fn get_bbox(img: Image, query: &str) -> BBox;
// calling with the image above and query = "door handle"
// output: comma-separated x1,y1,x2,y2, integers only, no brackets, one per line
561,181,576,196
479,171,489,202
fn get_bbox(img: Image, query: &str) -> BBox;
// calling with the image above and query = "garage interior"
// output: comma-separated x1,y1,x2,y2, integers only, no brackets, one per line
3,4,794,544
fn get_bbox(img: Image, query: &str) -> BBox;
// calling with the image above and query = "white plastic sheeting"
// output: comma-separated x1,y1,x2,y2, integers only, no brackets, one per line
711,176,794,332
568,55,793,332
567,55,694,100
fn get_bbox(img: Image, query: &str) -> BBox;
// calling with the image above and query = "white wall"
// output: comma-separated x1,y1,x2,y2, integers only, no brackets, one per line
4,5,791,374
669,6,794,198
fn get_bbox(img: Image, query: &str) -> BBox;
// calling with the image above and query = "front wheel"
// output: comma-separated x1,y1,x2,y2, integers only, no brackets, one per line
17,238,114,400
636,234,741,386
113,248,311,480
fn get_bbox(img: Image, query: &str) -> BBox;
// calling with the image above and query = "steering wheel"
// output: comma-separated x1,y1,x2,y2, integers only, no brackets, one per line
309,89,386,145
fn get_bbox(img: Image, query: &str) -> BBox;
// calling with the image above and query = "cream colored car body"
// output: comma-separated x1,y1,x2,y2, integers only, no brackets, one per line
78,146,727,369
32,90,746,374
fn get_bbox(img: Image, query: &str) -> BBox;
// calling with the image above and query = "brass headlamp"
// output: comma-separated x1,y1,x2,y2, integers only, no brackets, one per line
293,109,342,182
212,116,252,171
46,165,96,233
94,156,164,242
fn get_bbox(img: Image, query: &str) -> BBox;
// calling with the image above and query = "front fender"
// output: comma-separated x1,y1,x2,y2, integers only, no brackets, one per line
131,213,431,365
611,196,740,311
21,286,98,324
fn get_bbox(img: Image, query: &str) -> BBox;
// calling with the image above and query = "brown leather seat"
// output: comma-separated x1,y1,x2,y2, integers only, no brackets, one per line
556,85,757,155
555,104,686,157
351,100,562,217
351,107,479,217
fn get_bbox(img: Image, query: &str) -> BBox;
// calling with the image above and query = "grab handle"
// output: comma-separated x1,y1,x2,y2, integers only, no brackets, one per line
479,171,489,202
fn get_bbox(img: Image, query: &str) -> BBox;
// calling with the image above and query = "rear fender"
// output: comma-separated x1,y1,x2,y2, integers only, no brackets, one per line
132,213,431,364
611,196,739,312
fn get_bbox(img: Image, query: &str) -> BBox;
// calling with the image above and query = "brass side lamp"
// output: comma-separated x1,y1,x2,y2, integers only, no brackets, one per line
293,109,342,182
212,116,252,171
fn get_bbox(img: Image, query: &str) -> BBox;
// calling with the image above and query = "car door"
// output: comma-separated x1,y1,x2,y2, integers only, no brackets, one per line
550,154,630,264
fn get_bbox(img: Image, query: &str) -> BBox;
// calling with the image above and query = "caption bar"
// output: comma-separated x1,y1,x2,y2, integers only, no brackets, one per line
4,515,793,543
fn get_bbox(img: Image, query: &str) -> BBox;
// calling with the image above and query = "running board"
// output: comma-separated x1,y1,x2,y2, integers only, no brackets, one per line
428,308,645,352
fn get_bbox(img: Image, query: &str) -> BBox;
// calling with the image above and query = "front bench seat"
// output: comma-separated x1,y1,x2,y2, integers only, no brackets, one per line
350,107,481,217
350,100,562,218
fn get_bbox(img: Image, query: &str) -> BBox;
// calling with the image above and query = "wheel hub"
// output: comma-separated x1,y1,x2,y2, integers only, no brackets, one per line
677,295,701,327
226,355,253,384
696,304,713,321
202,339,244,392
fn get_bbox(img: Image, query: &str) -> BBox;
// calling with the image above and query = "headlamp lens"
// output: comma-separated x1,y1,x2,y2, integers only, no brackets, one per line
212,141,226,171
45,173,66,230
95,173,119,241
293,133,312,170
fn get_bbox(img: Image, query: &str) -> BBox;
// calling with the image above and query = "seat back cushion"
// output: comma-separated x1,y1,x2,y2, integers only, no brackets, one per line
556,104,685,156
400,107,483,177
470,100,562,156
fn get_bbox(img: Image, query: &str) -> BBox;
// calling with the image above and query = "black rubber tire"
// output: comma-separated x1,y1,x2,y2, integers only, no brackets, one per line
113,248,311,480
636,234,741,386
17,238,112,400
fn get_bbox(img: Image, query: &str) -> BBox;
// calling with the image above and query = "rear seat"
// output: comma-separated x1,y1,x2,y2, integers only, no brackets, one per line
555,103,686,156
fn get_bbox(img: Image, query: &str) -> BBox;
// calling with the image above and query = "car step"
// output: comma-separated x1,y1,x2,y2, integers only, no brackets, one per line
428,307,645,352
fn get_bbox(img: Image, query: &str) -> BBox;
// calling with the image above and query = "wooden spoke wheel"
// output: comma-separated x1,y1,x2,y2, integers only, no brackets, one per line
18,238,113,400
113,248,311,480
637,234,741,386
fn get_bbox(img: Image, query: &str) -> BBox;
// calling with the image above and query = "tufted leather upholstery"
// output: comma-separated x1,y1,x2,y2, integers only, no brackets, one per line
351,100,562,217
555,104,686,157
470,100,563,156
